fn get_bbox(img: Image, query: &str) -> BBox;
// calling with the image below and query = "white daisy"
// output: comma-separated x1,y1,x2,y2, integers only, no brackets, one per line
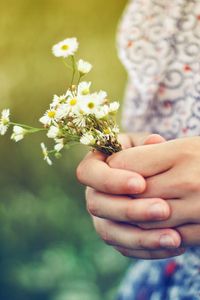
40,143,52,165
0,108,10,135
39,109,56,126
77,81,91,96
80,133,95,145
1,109,10,121
97,90,107,104
79,94,100,115
109,101,120,114
11,126,26,142
55,103,70,120
50,94,67,109
77,59,92,74
95,105,109,119
65,89,74,98
47,125,60,139
73,115,86,127
52,38,78,58
54,138,64,152
66,96,80,114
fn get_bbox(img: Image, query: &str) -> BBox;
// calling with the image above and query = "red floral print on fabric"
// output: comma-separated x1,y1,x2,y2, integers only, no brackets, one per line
164,261,178,277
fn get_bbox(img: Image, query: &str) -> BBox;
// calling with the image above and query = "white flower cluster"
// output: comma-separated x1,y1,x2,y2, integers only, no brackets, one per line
0,37,121,165
38,80,120,164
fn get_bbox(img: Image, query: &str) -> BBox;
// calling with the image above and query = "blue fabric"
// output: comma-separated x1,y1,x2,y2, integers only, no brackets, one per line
117,251,200,300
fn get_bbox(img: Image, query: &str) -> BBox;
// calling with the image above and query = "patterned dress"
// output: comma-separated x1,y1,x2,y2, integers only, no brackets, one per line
116,0,200,299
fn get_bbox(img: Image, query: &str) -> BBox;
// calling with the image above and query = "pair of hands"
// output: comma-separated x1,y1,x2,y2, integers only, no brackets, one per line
77,133,200,259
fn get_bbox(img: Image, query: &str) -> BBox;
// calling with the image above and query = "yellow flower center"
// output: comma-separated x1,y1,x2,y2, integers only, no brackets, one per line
70,98,77,106
88,102,95,109
61,44,69,51
2,118,8,125
43,149,47,157
104,128,111,134
48,111,56,118
82,88,90,95
78,109,83,114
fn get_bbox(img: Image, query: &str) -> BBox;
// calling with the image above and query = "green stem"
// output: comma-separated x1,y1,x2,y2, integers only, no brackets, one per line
77,74,82,86
70,55,76,87
48,149,57,154
10,122,47,132
62,58,73,70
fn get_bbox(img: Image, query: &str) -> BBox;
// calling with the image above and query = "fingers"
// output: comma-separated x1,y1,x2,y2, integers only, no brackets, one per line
87,187,200,234
125,132,151,146
177,224,200,247
115,132,165,150
118,133,133,149
107,140,176,177
77,133,167,195
93,217,181,250
86,187,170,222
134,169,182,199
138,197,200,229
77,150,146,194
137,162,197,199
143,134,166,145
114,246,185,260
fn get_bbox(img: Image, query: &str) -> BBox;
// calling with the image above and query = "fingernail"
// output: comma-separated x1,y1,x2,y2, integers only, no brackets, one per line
149,203,168,220
160,235,177,248
127,177,144,193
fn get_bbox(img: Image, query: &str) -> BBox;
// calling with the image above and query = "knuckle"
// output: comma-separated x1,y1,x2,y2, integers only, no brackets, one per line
186,180,199,192
137,235,145,249
128,229,144,249
188,178,200,192
125,203,136,221
94,219,112,245
182,138,200,156
86,192,99,217
100,228,112,245
177,175,200,192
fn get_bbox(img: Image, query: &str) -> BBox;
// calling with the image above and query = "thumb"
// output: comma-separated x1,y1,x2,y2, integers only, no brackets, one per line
107,141,174,177
143,134,166,145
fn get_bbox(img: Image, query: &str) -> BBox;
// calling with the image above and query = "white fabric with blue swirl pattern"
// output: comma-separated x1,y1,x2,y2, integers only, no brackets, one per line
117,0,200,299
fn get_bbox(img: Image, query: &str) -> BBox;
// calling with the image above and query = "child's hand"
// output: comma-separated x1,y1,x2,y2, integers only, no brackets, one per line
77,133,184,259
107,136,200,248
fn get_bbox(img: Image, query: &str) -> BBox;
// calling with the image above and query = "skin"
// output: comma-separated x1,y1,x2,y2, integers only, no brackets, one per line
107,136,200,232
77,133,200,259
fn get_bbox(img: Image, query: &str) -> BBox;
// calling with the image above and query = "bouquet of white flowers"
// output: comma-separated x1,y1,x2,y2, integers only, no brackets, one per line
0,38,122,165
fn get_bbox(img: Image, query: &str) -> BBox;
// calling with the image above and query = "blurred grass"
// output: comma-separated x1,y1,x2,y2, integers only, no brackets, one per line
0,1,129,299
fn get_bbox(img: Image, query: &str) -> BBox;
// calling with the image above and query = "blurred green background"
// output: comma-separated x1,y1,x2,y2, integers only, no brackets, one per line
0,0,129,299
